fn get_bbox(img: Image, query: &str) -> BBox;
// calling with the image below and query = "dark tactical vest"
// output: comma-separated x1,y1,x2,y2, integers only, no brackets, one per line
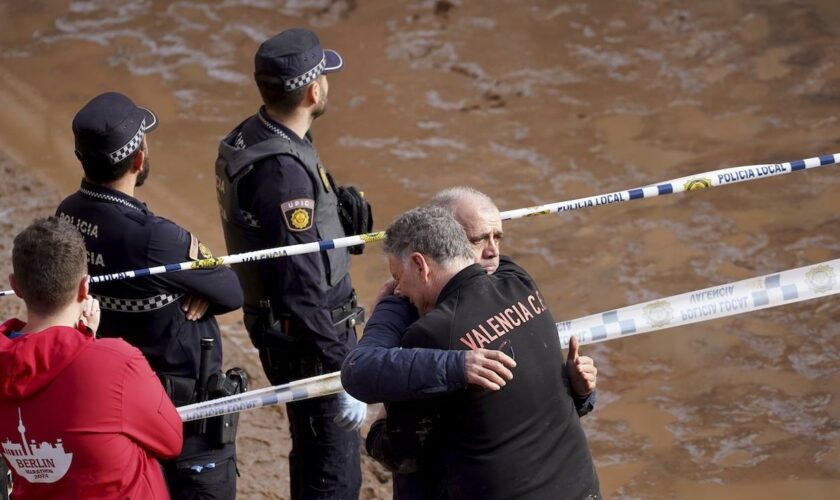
215,126,350,311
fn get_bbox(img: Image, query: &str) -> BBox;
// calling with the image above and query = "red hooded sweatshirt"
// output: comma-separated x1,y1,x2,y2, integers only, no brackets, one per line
0,318,183,499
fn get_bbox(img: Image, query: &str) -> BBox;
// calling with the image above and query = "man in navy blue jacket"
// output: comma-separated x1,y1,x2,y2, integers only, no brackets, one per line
341,188,598,498
342,187,598,407
357,206,600,499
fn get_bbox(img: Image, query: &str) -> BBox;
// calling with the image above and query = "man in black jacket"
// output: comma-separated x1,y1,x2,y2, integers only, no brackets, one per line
343,187,597,409
57,92,244,499
368,206,601,500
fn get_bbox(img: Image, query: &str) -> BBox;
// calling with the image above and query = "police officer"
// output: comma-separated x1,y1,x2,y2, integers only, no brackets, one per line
56,92,244,499
215,28,367,500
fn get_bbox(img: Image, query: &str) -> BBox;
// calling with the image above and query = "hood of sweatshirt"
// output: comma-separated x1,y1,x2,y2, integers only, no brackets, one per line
0,318,93,399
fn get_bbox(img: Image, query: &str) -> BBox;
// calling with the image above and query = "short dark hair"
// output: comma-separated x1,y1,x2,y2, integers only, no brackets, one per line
256,80,308,115
13,217,87,315
79,149,139,184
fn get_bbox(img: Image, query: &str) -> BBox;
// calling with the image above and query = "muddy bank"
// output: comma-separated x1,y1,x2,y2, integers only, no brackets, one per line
1,1,839,498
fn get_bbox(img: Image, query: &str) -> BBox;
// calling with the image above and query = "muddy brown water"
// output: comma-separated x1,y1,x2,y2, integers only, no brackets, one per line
0,1,838,498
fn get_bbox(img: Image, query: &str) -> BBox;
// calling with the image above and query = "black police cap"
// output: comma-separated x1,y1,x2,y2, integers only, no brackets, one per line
72,92,158,165
254,28,343,92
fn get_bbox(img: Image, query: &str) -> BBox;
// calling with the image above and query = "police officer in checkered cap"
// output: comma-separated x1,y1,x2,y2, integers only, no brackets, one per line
215,28,370,500
57,91,244,499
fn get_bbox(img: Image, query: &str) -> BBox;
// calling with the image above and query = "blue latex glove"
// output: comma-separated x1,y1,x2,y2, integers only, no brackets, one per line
334,392,367,431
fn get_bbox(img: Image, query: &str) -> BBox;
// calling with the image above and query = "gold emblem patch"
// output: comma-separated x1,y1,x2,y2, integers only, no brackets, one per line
525,208,551,217
291,208,310,229
189,233,215,261
280,198,315,232
684,178,712,191
360,231,386,243
198,242,213,259
191,257,224,269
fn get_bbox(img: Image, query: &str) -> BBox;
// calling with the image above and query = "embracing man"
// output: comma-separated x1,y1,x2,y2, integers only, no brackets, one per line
362,206,601,499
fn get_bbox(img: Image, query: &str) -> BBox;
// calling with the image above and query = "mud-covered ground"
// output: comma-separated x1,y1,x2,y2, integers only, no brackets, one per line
1,1,839,498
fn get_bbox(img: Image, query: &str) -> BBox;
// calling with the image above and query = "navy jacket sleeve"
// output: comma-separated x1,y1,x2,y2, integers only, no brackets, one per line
250,160,347,371
366,319,447,473
146,219,243,315
341,296,466,404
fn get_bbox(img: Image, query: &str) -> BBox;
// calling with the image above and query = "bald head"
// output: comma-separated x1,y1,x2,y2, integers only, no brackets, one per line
429,187,503,274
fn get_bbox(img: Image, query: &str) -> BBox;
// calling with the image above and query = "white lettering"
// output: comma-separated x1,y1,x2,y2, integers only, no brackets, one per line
87,251,105,267
58,212,100,239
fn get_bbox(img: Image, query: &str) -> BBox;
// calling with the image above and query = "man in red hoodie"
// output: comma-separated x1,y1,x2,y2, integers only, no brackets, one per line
0,217,183,499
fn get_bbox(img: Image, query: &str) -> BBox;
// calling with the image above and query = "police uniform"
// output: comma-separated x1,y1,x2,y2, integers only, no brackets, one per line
58,92,244,500
216,28,368,499
216,102,363,498
369,257,601,500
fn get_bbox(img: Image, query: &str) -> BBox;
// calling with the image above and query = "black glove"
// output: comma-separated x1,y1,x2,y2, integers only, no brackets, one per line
337,185,373,255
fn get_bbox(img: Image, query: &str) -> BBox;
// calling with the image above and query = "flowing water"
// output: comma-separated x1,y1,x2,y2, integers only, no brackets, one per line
0,1,838,498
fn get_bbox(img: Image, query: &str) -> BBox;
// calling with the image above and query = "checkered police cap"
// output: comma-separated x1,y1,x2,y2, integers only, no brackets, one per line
73,92,159,165
254,28,343,92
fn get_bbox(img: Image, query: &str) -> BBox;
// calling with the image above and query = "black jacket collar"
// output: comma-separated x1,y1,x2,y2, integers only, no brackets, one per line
436,263,486,306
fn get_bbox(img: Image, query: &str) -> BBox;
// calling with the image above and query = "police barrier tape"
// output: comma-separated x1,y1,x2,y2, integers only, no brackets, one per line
177,258,838,421
0,233,387,296
0,152,835,296
559,258,839,349
178,372,343,422
500,153,839,220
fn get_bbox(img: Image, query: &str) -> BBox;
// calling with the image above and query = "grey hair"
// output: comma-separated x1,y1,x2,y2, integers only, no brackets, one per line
428,186,497,213
383,206,474,264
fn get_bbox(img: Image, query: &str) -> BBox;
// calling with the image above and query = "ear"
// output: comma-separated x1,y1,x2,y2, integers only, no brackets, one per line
76,275,90,303
307,80,321,106
9,274,20,299
131,147,145,174
410,252,431,284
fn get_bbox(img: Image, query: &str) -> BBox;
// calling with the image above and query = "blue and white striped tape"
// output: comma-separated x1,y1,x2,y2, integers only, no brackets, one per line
500,153,838,220
1,152,834,296
178,258,838,421
558,258,838,348
178,372,343,422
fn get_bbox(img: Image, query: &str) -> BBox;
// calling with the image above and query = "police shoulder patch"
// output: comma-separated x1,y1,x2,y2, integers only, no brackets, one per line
189,233,214,260
198,242,214,259
281,198,315,232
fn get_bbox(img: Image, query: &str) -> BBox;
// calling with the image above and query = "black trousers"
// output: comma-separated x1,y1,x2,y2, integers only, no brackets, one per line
287,394,362,500
162,435,237,500
249,315,361,500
